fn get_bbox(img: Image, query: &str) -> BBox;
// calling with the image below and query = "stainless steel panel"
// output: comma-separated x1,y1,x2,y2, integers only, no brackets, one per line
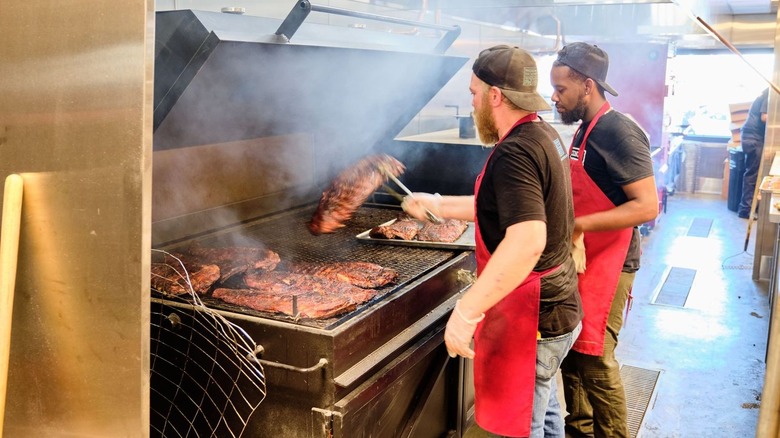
754,8,780,437
0,1,154,436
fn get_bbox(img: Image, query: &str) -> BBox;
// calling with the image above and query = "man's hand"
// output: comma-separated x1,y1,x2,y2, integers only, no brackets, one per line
571,233,586,273
444,300,484,359
401,192,442,222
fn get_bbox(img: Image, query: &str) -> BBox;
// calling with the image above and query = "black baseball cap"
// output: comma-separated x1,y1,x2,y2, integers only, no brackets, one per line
556,42,618,96
472,45,551,112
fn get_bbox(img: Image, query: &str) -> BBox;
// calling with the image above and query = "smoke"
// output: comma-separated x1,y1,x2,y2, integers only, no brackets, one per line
152,10,465,244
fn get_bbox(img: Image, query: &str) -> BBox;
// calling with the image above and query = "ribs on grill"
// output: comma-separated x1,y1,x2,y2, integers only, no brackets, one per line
280,261,398,289
309,154,405,235
150,255,221,296
186,244,281,282
215,271,379,318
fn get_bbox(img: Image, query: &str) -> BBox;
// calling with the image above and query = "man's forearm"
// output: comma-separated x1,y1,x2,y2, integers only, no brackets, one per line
440,195,476,221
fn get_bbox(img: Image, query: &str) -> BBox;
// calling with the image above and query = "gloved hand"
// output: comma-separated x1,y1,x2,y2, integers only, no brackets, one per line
401,192,442,222
444,300,485,359
571,232,586,273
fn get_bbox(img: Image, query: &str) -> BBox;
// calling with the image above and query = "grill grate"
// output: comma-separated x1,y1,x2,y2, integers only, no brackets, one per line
150,254,267,438
621,365,661,438
158,205,463,328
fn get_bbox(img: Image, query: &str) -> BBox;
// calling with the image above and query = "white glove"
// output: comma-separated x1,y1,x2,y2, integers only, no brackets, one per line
401,192,442,222
444,300,485,359
571,233,586,274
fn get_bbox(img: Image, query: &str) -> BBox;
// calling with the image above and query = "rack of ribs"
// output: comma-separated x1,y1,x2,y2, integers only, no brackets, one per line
309,154,405,235
369,214,422,241
280,261,398,289
150,253,221,296
215,271,379,319
417,219,469,243
186,245,281,282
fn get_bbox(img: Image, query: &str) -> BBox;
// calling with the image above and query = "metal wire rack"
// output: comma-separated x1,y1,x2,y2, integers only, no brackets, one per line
150,250,266,438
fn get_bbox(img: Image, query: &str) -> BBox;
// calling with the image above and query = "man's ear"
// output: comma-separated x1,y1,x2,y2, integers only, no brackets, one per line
490,86,503,106
584,78,594,96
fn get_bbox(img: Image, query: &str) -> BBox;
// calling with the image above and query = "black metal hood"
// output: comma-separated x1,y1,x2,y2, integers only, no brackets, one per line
153,8,468,151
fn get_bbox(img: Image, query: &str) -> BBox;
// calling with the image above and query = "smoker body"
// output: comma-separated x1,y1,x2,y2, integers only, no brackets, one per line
150,7,475,437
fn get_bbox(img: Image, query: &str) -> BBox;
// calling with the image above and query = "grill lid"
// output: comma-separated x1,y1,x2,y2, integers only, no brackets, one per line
153,8,468,151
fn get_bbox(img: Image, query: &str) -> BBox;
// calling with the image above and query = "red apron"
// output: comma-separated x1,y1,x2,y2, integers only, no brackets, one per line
568,102,633,356
472,114,557,437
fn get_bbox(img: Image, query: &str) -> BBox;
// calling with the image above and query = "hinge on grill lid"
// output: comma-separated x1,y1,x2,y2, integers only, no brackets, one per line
311,408,342,438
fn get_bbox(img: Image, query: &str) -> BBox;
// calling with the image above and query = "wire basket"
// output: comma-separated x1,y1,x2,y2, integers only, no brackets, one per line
150,250,266,437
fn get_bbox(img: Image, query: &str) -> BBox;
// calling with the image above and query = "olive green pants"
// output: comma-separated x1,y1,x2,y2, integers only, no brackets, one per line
561,272,635,438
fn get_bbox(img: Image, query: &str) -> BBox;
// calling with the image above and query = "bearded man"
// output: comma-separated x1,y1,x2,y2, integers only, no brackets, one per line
550,42,659,438
402,45,582,438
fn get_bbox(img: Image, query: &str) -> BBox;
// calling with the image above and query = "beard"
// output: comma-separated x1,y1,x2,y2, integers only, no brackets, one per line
558,95,588,125
474,93,499,145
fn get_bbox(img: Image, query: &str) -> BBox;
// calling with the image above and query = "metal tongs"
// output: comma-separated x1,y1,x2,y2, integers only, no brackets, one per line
378,165,442,224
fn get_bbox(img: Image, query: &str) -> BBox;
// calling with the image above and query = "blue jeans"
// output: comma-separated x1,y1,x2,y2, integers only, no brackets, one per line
488,321,582,438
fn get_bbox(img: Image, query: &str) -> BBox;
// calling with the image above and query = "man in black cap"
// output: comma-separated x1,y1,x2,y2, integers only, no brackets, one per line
403,44,582,437
550,42,658,437
737,88,769,219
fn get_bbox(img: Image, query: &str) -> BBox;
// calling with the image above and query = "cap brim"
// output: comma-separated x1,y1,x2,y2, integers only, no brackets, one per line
597,79,619,97
502,89,552,112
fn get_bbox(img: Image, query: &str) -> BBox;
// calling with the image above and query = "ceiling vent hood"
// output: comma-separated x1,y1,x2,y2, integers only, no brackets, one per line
153,2,468,152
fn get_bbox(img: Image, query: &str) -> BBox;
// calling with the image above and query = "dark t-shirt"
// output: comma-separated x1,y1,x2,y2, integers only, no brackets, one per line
570,110,654,272
741,89,769,145
476,118,582,336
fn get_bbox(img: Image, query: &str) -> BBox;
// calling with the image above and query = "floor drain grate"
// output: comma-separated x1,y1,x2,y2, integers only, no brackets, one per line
687,217,713,238
651,267,696,307
621,364,661,438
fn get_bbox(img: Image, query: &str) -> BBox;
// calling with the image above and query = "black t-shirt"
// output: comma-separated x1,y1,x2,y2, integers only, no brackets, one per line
476,118,582,336
570,110,654,272
741,89,769,144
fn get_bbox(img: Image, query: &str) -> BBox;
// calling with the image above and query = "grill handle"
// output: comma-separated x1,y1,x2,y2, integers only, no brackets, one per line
250,345,328,373
275,0,461,54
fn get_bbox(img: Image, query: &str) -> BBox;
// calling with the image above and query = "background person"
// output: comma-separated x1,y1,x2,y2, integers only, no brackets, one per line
550,42,659,438
737,87,769,219
403,44,582,438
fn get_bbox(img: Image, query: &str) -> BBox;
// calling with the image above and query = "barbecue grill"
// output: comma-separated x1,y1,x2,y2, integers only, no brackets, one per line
151,4,476,437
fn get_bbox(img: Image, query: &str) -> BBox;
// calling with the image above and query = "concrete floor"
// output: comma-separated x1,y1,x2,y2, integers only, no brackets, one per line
464,192,769,437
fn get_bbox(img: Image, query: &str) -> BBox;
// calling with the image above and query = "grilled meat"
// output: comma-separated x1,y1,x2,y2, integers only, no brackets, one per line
151,260,220,296
212,287,358,319
186,244,281,282
281,261,398,289
369,215,422,241
417,219,469,243
215,271,378,318
309,154,405,235
244,271,376,302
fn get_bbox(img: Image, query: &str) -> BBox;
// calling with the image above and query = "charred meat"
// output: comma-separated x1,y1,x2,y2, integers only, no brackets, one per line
186,244,281,282
151,259,220,296
244,271,376,303
417,219,469,243
214,271,378,318
212,287,358,319
369,215,422,241
309,154,405,235
281,261,398,289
